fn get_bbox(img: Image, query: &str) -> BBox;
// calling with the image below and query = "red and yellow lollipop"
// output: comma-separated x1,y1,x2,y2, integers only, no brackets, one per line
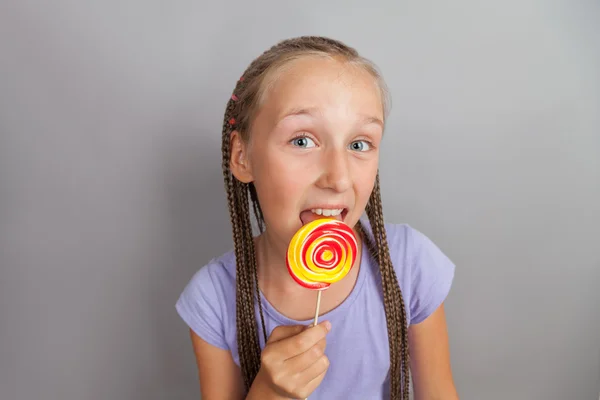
286,218,358,290
286,218,358,330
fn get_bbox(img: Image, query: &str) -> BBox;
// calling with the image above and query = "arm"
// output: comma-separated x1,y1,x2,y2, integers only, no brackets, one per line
189,329,245,400
408,303,459,400
189,329,288,400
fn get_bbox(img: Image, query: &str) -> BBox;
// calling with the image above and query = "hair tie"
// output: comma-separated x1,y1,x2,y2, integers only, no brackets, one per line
229,117,236,125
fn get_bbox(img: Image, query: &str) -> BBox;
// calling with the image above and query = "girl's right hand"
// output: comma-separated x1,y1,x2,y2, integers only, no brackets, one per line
252,321,331,399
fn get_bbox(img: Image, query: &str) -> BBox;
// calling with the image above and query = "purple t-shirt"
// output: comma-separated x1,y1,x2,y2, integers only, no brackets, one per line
176,222,455,399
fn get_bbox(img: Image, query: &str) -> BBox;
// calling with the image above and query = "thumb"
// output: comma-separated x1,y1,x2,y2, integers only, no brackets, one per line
266,324,306,344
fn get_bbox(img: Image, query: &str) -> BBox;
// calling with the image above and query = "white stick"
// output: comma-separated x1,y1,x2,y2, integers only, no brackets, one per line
312,290,322,326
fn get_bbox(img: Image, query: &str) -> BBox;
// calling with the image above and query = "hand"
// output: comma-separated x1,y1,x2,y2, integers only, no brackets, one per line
256,321,331,399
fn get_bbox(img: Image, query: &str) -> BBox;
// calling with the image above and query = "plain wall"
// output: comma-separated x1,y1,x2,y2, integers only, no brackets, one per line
1,1,599,399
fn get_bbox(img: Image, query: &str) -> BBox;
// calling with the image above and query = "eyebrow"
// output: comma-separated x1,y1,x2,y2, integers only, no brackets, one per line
277,106,384,128
277,106,322,122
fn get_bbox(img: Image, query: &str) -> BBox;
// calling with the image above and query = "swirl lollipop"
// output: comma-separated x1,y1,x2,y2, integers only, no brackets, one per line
286,218,358,325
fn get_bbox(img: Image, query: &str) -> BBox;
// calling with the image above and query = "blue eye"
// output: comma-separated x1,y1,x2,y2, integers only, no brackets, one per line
349,140,371,151
291,136,316,148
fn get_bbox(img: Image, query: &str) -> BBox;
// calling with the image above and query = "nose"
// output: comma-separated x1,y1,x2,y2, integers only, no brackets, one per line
315,147,352,193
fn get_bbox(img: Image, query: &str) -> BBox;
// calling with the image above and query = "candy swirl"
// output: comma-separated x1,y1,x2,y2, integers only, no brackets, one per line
286,218,358,290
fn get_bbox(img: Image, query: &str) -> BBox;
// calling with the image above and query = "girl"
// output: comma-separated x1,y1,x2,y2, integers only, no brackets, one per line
176,36,459,400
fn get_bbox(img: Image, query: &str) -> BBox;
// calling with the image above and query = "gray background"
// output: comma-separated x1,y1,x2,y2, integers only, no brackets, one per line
1,1,599,399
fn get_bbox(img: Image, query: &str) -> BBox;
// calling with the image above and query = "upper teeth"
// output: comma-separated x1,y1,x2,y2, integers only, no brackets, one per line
311,208,343,217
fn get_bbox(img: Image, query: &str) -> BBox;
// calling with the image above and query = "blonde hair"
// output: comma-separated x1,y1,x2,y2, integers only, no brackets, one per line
220,36,410,399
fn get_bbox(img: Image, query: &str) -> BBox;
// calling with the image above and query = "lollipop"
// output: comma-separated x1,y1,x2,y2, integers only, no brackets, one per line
286,218,358,325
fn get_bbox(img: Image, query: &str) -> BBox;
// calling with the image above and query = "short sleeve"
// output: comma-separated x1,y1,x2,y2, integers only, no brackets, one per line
407,227,456,325
175,263,229,350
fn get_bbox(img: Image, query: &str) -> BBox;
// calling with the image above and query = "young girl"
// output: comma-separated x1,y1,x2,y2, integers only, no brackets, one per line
176,36,458,400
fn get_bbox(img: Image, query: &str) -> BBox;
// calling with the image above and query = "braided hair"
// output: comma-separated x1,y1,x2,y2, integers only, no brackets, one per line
220,36,410,399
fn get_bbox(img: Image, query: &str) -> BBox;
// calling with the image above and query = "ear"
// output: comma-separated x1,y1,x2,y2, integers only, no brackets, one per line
229,130,253,183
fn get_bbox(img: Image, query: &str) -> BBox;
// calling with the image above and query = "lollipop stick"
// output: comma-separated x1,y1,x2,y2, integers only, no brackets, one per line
312,291,322,326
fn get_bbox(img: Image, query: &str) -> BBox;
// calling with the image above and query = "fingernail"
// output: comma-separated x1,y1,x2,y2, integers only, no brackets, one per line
323,321,331,331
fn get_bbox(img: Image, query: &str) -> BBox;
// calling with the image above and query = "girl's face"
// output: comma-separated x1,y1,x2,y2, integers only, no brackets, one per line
230,56,384,248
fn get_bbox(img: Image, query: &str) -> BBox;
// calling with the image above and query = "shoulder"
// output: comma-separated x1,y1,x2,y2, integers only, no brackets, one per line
175,249,237,350
383,222,450,264
383,223,456,325
178,249,237,307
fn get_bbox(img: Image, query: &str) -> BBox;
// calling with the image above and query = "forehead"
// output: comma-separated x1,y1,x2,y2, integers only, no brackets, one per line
257,56,384,125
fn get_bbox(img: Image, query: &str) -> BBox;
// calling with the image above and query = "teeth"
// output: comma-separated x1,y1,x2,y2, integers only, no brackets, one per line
310,208,344,216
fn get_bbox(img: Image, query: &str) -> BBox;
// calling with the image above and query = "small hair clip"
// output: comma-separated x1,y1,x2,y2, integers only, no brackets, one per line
239,76,245,82
229,117,236,125
231,94,238,101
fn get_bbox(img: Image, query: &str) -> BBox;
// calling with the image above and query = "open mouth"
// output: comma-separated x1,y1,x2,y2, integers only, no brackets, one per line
299,208,349,225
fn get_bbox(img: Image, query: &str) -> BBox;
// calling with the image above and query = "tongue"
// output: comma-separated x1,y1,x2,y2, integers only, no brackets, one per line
299,211,341,225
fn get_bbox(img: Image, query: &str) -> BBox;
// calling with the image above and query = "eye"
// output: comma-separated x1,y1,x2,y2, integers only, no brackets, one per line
349,140,371,152
291,136,316,148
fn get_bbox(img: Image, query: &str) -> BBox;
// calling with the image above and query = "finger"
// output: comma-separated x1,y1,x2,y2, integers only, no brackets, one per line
267,325,305,344
314,337,327,354
286,340,327,372
270,321,330,360
290,321,331,355
295,356,330,397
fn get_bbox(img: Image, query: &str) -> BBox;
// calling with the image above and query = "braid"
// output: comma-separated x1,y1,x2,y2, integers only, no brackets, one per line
237,180,268,349
220,36,407,397
221,89,266,389
360,173,411,399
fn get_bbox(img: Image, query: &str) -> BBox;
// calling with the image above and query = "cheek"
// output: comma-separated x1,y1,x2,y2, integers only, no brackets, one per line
354,158,379,191
250,150,307,207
